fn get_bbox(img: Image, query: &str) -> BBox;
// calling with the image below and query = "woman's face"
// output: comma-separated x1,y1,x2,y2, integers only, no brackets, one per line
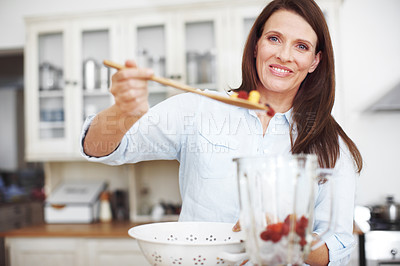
255,9,321,98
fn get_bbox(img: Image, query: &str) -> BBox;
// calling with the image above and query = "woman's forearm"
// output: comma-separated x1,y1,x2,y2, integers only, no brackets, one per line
83,104,143,157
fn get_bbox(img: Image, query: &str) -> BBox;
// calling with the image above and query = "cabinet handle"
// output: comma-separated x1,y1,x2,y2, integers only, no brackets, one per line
64,80,78,86
51,204,66,209
168,74,182,80
391,248,398,259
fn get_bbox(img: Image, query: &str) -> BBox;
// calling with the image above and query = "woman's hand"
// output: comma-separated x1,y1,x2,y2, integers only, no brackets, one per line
83,59,154,157
110,59,154,118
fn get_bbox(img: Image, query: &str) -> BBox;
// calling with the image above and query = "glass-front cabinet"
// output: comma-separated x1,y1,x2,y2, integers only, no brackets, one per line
38,32,66,140
25,21,73,160
180,9,225,92
25,18,120,160
127,10,225,107
128,15,171,107
73,18,120,125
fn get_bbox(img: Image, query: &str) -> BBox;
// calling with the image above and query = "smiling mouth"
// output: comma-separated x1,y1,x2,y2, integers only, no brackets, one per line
271,66,291,73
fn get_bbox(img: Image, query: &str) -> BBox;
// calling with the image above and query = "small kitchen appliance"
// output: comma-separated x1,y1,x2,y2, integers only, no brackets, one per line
44,180,106,223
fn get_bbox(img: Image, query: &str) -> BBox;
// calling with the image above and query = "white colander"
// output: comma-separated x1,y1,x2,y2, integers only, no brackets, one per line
128,222,246,266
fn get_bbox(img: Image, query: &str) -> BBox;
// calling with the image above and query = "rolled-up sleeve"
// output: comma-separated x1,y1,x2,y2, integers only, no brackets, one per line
80,115,131,165
325,234,356,265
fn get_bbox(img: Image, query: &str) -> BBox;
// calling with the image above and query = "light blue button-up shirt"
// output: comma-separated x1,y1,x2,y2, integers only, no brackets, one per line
80,91,357,265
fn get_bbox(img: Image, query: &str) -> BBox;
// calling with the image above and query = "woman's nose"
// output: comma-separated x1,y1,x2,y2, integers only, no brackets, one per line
276,45,293,62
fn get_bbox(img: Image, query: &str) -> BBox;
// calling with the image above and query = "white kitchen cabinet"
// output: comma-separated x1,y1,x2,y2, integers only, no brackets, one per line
5,238,85,266
5,237,148,266
85,238,149,266
126,13,173,107
24,17,121,161
127,7,229,104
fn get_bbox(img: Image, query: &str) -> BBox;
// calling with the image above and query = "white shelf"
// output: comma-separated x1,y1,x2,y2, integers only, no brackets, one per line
39,90,64,98
83,89,110,97
39,121,65,129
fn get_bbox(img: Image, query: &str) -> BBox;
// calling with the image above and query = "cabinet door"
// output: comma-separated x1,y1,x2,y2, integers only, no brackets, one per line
6,238,84,266
85,238,150,266
25,21,76,161
25,18,121,161
128,14,173,107
177,9,228,92
71,18,121,155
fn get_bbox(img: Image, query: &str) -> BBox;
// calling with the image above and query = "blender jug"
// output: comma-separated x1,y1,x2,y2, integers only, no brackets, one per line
233,154,335,265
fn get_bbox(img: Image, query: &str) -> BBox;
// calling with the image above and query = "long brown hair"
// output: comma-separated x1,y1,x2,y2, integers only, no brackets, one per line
237,0,362,172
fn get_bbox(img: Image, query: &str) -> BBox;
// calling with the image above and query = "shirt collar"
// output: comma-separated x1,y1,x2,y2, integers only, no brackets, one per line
283,108,293,125
248,107,293,125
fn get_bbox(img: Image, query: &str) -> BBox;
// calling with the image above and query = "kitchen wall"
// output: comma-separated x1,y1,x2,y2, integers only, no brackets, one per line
0,0,399,206
339,0,400,205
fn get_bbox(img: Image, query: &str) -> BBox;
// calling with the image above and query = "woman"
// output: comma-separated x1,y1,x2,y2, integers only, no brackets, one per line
81,0,362,265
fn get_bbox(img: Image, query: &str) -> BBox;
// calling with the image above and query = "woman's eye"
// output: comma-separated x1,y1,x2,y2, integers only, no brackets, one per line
268,36,279,42
298,44,309,50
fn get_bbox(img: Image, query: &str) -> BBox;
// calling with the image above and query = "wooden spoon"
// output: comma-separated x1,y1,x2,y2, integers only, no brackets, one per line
103,60,274,115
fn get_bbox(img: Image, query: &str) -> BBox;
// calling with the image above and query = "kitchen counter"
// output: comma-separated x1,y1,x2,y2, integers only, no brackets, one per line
0,221,147,238
1,220,364,238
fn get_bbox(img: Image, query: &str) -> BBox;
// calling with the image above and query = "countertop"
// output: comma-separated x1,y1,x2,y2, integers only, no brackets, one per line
0,220,364,238
0,221,147,238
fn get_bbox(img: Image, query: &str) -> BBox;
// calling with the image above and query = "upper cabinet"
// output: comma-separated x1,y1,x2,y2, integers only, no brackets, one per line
126,8,229,106
25,18,121,160
24,0,340,161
